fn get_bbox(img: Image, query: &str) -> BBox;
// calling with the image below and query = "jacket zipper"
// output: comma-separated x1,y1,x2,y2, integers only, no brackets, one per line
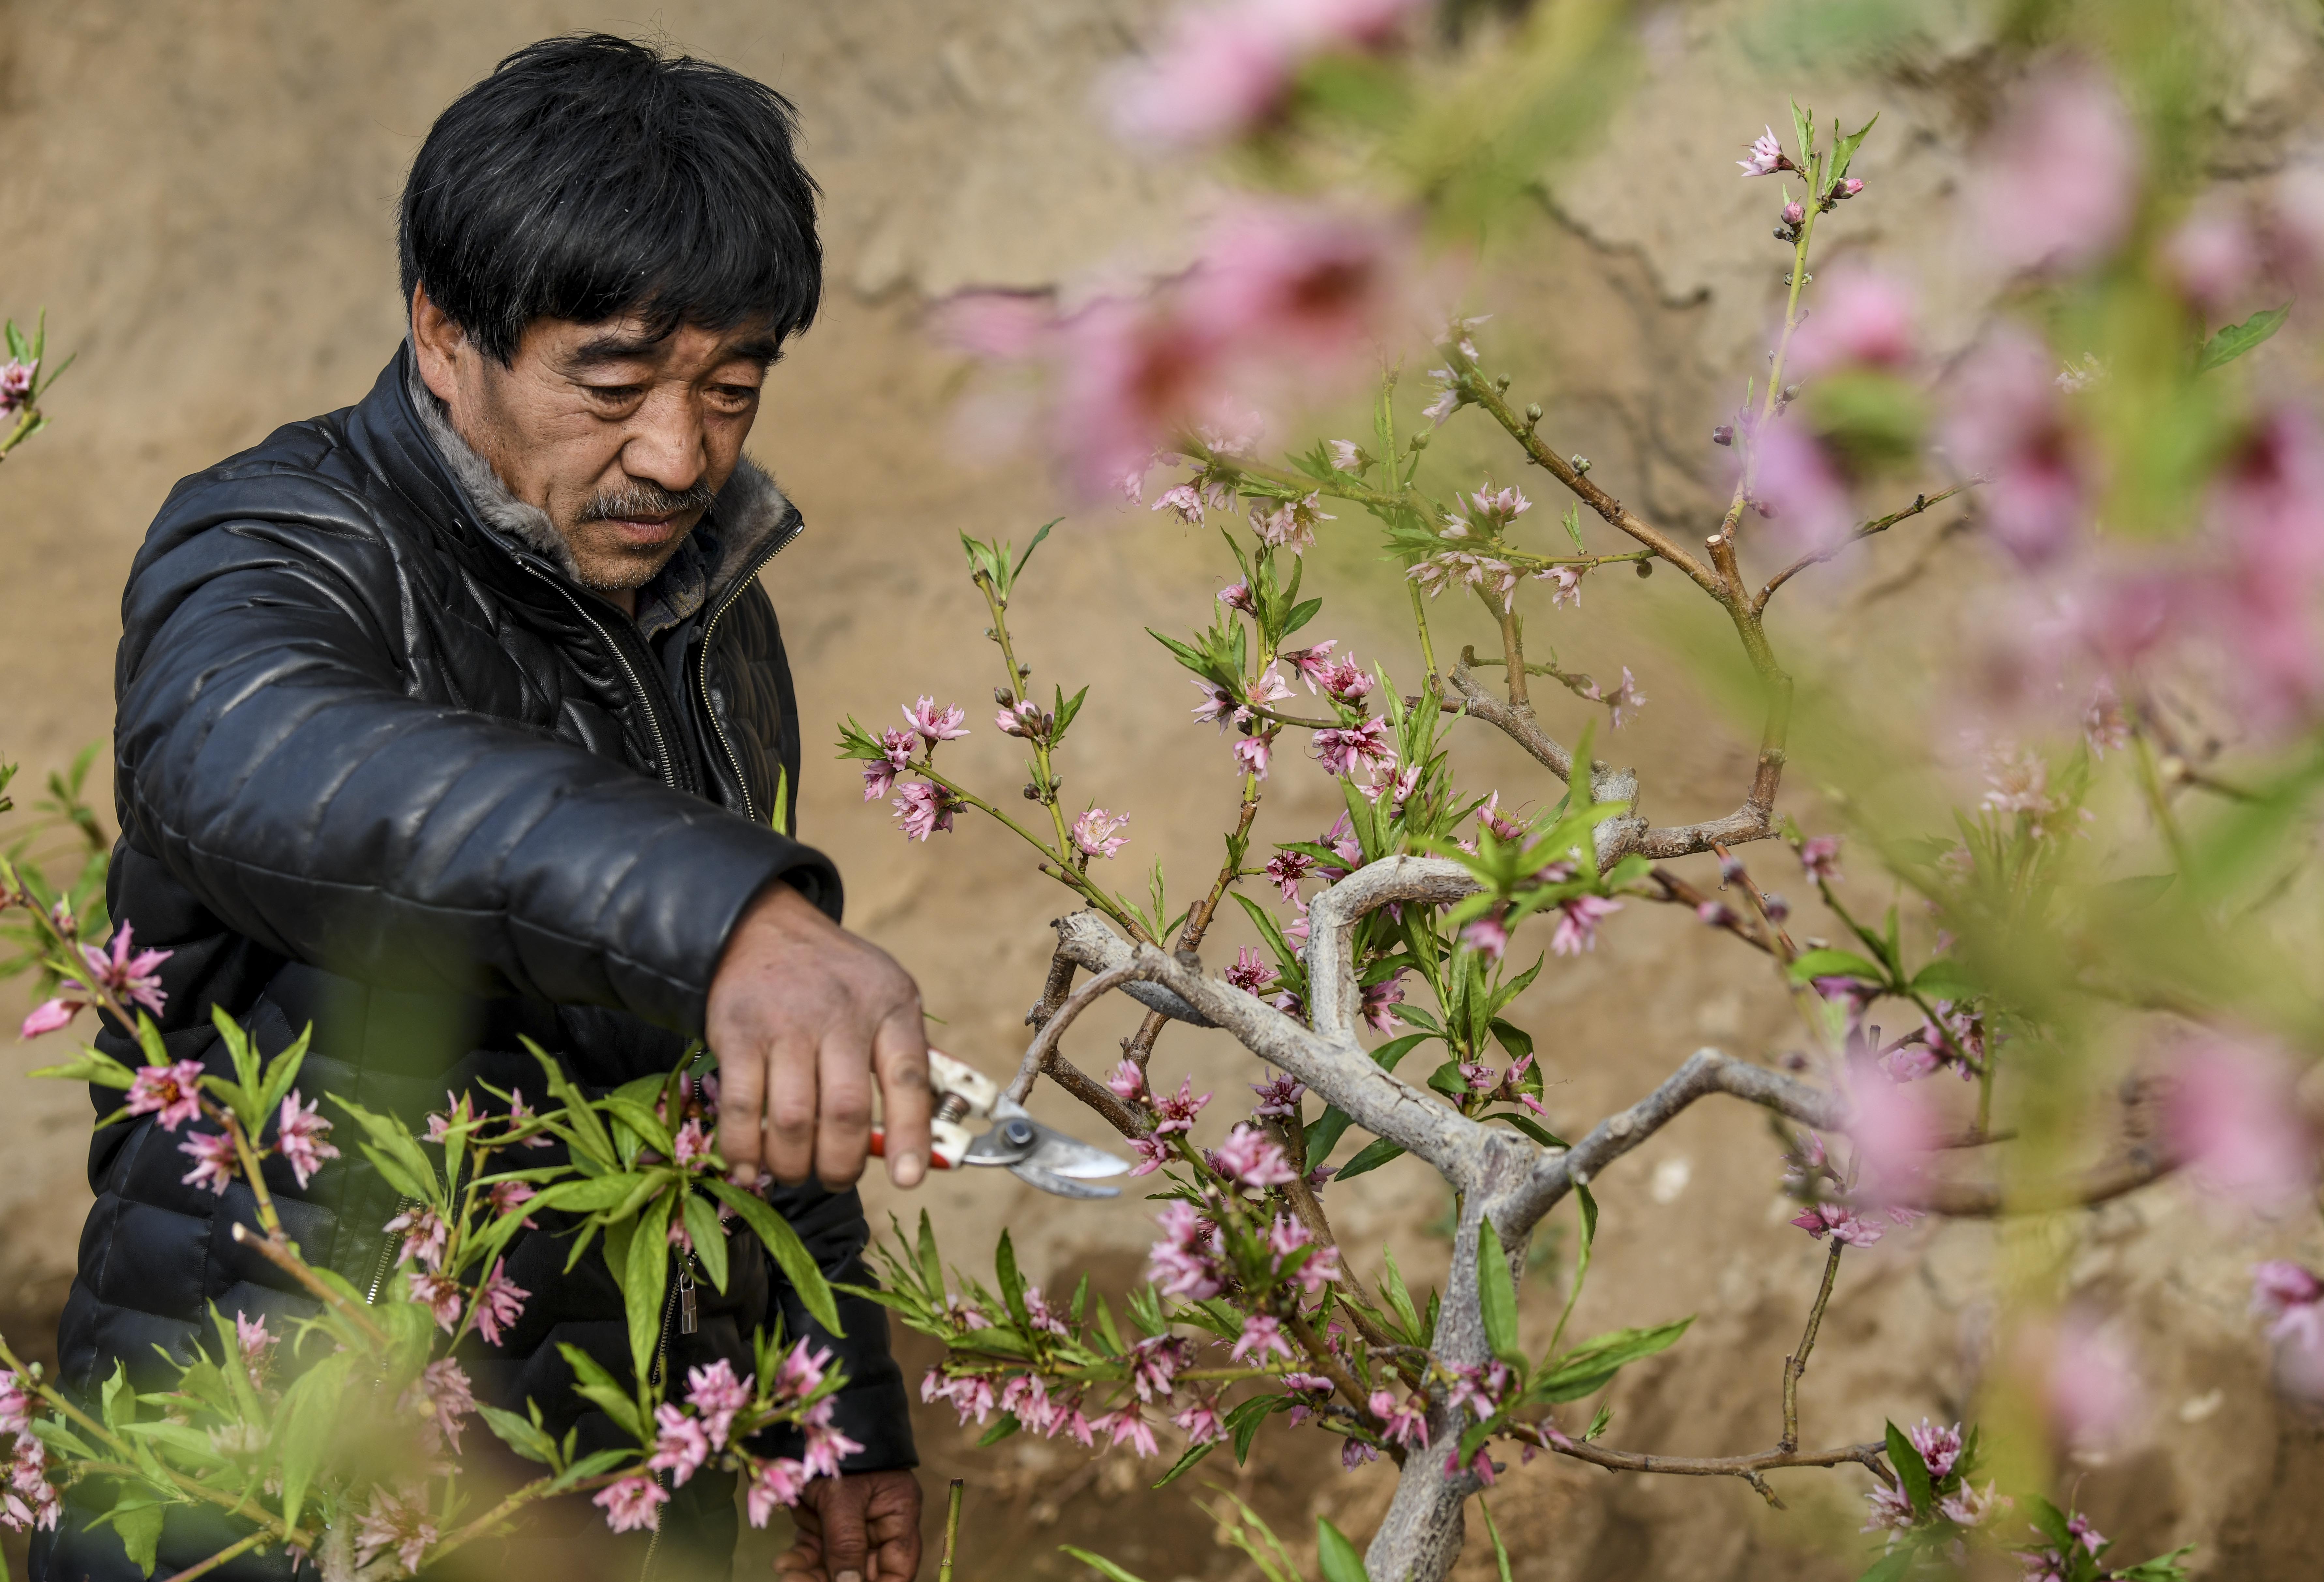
521,563,682,791
366,1195,420,1304
694,518,803,826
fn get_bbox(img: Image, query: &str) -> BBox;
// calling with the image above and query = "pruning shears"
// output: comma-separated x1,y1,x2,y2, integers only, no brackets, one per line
869,1048,1129,1199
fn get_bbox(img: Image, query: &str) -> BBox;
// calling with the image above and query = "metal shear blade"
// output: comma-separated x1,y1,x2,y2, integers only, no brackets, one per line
889,1049,1130,1199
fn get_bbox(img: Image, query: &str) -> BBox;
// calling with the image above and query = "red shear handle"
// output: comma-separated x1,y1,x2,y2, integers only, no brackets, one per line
869,1127,954,1168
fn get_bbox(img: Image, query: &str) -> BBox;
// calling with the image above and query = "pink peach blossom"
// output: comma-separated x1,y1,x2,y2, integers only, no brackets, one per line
1973,64,2140,276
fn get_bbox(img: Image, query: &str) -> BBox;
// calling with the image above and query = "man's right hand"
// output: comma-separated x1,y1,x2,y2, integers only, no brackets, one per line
705,882,932,1190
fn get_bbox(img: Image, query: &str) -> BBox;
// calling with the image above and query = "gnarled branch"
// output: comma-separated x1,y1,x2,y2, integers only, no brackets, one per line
1499,1049,1842,1237
1049,911,1488,1183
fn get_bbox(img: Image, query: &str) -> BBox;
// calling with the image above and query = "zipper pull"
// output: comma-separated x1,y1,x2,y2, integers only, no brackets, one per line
678,1261,698,1336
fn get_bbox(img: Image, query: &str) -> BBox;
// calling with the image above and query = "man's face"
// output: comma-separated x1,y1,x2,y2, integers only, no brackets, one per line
411,287,775,600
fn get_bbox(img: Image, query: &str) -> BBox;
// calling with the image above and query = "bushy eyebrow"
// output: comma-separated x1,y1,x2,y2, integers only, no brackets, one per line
561,328,786,377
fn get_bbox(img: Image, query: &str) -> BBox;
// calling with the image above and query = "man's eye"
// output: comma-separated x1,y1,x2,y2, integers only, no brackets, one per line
709,385,760,408
585,384,645,403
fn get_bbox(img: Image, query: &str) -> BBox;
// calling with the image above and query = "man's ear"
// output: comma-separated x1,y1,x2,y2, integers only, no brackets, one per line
409,283,467,407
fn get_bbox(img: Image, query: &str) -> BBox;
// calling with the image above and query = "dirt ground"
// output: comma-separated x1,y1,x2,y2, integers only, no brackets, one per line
7,2,2324,1577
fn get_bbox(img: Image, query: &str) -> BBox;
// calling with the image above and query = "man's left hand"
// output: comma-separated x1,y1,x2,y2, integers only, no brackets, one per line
773,1468,923,1582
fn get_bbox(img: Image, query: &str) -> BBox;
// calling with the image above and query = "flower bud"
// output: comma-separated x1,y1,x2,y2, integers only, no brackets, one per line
1711,424,1734,446
1409,431,1430,451
1524,402,1542,423
1836,177,1864,199
1781,200,1805,226
1763,892,1791,922
995,686,1014,706
1023,784,1041,801
1569,455,1591,474
1634,560,1652,578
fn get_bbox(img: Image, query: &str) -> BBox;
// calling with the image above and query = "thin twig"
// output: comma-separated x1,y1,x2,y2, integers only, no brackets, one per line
1533,1428,1889,1486
1753,483,1973,612
1779,1239,1844,1453
1004,959,1148,1103
229,1222,393,1350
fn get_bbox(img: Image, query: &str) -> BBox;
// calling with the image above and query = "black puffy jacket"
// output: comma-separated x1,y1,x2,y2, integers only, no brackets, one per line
35,348,913,1581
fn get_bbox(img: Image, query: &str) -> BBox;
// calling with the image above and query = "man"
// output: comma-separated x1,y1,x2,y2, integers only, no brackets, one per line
38,35,932,1582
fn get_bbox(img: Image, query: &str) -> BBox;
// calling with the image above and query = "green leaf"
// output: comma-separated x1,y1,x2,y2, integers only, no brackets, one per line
1789,99,1815,173
1535,1317,1692,1404
1560,504,1586,553
916,1209,944,1298
1332,1136,1407,1183
684,1193,729,1293
1827,112,1878,189
1787,947,1889,986
623,1189,676,1386
978,1413,1022,1447
601,1095,676,1160
2112,1547,2198,1581
704,1177,843,1337
1379,1247,1422,1342
557,1342,646,1442
330,1095,442,1203
1476,1220,1524,1367
256,1023,314,1121
274,1349,354,1534
1477,1498,1515,1582
1489,1111,1566,1148
1316,1517,1372,1582
994,1229,1030,1330
1908,960,1978,1001
2198,304,2290,372
2025,1494,2072,1549
112,1501,165,1578
1225,1394,1286,1463
1885,1419,1933,1517
478,1402,561,1466
1011,518,1060,584
1059,1547,1152,1582
27,1047,136,1090
1151,1438,1216,1488
1854,1551,1915,1582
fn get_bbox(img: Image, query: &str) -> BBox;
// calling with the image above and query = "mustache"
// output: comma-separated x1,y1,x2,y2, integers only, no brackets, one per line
579,479,718,522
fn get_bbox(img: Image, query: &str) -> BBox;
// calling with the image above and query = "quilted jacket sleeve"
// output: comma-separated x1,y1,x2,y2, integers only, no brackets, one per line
113,467,841,1036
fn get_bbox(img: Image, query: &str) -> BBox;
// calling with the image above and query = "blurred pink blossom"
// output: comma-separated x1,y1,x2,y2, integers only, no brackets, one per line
2205,405,2324,727
1789,270,1915,378
595,1474,668,1534
274,1089,340,1189
1973,64,2140,276
1840,1056,1938,1206
178,1130,237,1197
1105,0,1430,148
2164,208,2259,313
2253,1261,2324,1399
2038,1307,2143,1450
16,1000,73,1040
2160,1036,2316,1213
1550,895,1620,956
1190,204,1414,365
747,1458,809,1525
1940,328,2087,566
1750,416,1855,555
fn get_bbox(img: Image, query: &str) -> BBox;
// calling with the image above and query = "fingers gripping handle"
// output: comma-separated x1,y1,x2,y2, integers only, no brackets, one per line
870,1048,994,1171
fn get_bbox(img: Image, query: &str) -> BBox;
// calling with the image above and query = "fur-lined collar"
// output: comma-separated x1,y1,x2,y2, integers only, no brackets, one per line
404,353,798,636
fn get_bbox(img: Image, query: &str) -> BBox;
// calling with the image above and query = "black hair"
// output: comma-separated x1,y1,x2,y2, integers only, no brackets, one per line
399,34,822,365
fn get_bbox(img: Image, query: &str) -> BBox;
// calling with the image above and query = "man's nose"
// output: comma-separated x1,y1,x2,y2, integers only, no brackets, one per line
620,388,709,495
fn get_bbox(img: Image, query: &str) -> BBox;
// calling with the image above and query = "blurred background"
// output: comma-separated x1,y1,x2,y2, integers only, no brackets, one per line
6,2,2324,1577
